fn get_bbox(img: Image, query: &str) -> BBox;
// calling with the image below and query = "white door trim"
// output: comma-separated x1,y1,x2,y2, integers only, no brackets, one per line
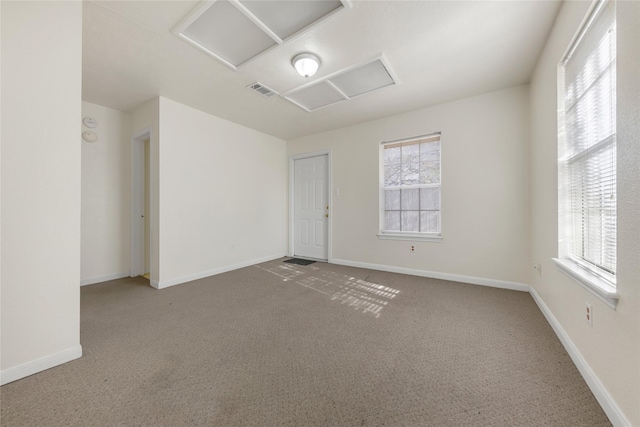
130,128,154,281
288,150,332,262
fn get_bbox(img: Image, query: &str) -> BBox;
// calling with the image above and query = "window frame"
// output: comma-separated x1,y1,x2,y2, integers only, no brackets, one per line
378,133,443,242
554,0,618,309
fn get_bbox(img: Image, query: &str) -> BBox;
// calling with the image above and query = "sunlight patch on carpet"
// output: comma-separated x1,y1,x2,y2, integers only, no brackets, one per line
255,264,399,318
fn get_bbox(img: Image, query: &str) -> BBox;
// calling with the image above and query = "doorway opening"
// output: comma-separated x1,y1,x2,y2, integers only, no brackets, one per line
131,129,153,284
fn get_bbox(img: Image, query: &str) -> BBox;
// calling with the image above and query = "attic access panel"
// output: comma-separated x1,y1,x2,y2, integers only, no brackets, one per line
174,0,350,70
283,57,398,112
239,0,343,40
286,81,346,111
180,0,277,67
328,59,395,98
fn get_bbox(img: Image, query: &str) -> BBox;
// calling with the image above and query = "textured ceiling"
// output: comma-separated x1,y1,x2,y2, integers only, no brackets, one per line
82,0,562,140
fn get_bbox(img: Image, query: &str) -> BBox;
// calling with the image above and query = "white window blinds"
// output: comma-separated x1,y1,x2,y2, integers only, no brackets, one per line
560,0,616,283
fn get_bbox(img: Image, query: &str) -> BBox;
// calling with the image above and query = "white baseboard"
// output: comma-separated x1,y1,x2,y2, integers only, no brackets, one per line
155,254,285,289
529,287,630,427
330,258,628,425
330,258,529,292
80,272,130,286
1,345,82,386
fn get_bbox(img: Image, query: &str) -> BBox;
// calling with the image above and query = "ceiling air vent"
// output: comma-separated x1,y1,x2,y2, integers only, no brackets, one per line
248,82,278,98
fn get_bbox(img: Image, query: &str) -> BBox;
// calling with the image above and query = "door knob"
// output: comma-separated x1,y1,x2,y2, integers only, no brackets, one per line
325,213,329,218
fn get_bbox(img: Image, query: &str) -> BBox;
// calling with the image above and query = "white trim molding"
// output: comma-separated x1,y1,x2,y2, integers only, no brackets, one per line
529,287,631,427
155,254,285,289
330,258,529,292
377,232,443,242
80,272,130,287
1,345,83,386
552,258,618,309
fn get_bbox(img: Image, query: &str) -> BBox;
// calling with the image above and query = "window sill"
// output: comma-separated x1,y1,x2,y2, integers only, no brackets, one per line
377,232,443,242
552,258,618,309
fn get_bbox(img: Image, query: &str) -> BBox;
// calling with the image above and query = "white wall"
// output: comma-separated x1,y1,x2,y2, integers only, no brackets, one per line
1,1,82,383
288,85,531,287
529,1,640,425
157,97,287,287
81,102,132,285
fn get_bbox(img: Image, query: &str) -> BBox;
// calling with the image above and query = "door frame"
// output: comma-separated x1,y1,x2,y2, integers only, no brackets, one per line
288,150,332,262
130,128,154,281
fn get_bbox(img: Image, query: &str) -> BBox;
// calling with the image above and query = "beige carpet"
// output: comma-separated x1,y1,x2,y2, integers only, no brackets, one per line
1,258,610,426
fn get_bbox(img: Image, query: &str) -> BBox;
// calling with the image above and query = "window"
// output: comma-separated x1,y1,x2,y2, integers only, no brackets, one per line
380,133,441,240
555,0,617,305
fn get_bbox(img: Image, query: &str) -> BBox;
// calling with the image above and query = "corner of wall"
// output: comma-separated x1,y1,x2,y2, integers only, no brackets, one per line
1,0,83,382
528,1,640,424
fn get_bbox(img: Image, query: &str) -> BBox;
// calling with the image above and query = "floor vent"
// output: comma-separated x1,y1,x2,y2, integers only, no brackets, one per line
248,82,278,98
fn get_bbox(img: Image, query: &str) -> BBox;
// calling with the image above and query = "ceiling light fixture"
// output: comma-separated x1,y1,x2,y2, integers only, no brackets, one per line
292,53,320,78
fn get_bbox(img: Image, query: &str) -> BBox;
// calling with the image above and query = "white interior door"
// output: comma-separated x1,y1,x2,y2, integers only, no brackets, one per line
294,155,328,260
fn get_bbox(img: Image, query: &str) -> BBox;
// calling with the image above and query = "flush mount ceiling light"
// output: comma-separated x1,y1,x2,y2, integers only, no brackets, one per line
292,53,320,78
173,0,350,70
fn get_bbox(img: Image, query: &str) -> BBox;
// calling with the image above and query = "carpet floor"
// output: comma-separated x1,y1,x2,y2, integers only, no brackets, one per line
1,258,610,426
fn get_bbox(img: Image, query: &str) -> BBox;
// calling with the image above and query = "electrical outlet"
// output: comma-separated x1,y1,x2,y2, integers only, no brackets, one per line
533,263,542,276
410,245,415,253
586,302,593,327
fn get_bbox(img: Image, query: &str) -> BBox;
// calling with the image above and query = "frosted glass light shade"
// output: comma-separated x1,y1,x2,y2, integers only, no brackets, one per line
293,53,320,78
